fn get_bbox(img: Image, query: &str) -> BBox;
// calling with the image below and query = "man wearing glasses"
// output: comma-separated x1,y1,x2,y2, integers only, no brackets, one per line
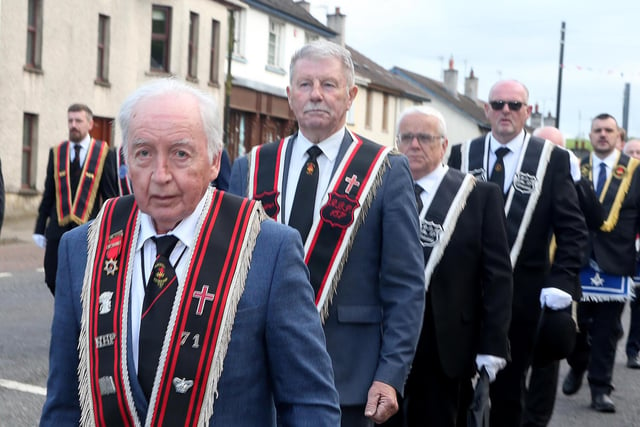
383,106,513,426
448,80,588,426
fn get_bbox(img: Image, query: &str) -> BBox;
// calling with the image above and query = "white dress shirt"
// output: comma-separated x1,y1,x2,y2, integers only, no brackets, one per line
72,134,91,166
592,150,619,189
130,194,207,372
415,164,448,214
489,130,526,194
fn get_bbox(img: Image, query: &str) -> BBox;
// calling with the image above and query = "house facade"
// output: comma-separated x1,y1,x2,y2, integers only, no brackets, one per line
0,0,238,215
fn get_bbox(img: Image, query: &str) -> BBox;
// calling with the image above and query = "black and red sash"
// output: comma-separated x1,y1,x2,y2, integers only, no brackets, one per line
54,139,109,226
247,131,391,318
79,188,264,426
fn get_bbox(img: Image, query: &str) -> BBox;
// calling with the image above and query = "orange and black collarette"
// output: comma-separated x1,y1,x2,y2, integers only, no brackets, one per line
83,190,259,426
54,139,109,226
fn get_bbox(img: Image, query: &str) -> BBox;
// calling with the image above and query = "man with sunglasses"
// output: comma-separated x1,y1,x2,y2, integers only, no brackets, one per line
448,80,588,427
383,106,513,427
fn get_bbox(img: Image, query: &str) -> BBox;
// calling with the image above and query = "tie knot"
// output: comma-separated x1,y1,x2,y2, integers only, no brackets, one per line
599,162,607,172
307,145,323,161
152,235,179,258
495,147,510,159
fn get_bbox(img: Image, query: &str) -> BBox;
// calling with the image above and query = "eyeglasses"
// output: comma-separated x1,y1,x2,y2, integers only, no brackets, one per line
489,100,526,111
397,133,444,146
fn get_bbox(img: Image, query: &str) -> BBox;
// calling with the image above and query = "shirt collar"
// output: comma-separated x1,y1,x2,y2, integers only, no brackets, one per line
592,149,619,170
136,191,208,252
489,129,526,154
416,164,448,195
296,127,346,164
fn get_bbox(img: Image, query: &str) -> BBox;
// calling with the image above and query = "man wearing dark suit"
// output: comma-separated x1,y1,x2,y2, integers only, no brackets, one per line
448,80,588,426
40,79,340,426
229,40,425,426
33,104,118,295
562,114,640,413
384,106,512,427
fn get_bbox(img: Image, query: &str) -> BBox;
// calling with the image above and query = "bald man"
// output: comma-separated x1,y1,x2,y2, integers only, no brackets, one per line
623,139,640,369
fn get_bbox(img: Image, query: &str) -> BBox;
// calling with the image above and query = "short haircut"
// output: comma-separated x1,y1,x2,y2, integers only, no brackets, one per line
68,104,93,121
592,113,618,127
396,105,448,138
488,80,530,104
117,78,222,162
289,40,355,89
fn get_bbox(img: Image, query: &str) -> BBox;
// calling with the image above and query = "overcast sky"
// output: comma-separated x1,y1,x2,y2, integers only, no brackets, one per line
310,0,640,140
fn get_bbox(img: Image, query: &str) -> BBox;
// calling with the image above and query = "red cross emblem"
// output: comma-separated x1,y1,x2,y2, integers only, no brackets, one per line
193,285,215,316
344,174,360,194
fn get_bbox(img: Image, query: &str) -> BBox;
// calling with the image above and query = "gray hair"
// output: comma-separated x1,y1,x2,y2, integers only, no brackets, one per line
396,105,448,138
118,78,223,162
488,79,530,104
289,40,355,89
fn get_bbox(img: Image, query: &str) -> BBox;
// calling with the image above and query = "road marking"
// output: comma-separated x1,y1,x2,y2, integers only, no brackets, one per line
0,379,46,396
0,272,12,278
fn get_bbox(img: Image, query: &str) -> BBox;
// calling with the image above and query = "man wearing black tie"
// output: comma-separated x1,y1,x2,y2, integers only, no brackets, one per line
448,80,588,426
383,105,513,427
562,114,640,413
230,40,425,426
33,104,117,295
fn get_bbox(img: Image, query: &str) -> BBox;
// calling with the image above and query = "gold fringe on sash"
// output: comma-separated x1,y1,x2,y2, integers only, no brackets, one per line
600,158,639,232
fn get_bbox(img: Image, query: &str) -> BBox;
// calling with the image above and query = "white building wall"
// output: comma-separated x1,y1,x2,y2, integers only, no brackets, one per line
0,0,234,215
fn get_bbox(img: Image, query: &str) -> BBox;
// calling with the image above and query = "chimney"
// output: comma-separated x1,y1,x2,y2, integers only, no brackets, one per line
295,1,310,13
543,112,556,127
464,68,478,100
529,103,542,128
443,56,458,96
326,7,346,47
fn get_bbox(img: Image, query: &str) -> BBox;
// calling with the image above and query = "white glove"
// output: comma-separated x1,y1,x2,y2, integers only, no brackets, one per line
539,287,572,310
32,233,47,249
475,354,507,382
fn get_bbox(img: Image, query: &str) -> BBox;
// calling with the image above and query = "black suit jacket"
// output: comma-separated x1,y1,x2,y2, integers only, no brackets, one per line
585,153,640,276
449,136,588,322
423,176,513,378
34,142,118,241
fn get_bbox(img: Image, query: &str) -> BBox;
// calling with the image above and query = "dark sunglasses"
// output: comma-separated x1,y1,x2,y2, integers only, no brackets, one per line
489,100,526,111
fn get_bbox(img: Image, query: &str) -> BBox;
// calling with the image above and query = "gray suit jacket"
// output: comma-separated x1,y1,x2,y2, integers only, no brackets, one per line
40,208,341,426
230,132,425,405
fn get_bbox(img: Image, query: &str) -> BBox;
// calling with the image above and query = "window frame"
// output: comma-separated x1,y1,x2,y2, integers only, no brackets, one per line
150,5,172,73
187,12,199,79
25,0,43,70
96,14,111,83
209,19,221,85
22,113,38,190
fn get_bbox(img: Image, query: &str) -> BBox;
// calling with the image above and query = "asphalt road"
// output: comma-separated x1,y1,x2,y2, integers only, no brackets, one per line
0,217,639,426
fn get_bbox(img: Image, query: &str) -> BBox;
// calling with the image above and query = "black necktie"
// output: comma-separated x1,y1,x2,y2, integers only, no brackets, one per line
138,235,179,401
414,184,424,214
490,147,510,195
71,144,82,172
596,162,607,197
289,146,323,241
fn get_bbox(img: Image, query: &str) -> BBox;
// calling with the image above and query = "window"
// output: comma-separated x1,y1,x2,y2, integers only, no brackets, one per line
209,19,221,84
382,93,389,132
26,0,43,69
267,19,284,68
150,5,172,72
22,114,38,189
96,14,110,83
187,12,199,79
232,9,245,58
365,90,373,129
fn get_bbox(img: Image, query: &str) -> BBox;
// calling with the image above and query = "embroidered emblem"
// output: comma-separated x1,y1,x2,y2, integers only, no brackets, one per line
95,332,116,349
613,164,627,179
513,172,538,194
173,377,194,394
255,190,280,218
305,162,316,175
469,168,487,181
344,174,361,194
193,285,215,316
152,261,170,288
591,272,605,287
420,220,444,247
320,192,360,229
581,163,592,177
99,291,114,314
104,231,122,276
99,376,116,395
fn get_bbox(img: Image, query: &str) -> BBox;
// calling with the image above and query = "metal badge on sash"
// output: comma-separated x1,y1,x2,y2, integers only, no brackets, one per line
104,231,123,276
512,172,537,194
613,164,627,179
420,220,444,247
469,168,487,181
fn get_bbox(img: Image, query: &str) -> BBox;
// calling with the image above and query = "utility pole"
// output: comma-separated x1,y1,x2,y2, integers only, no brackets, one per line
555,21,565,128
622,82,630,137
223,10,235,149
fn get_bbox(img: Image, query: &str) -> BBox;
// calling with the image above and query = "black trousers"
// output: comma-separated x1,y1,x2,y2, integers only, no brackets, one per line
626,294,640,357
567,301,625,395
522,360,559,427
43,238,61,295
341,405,373,427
